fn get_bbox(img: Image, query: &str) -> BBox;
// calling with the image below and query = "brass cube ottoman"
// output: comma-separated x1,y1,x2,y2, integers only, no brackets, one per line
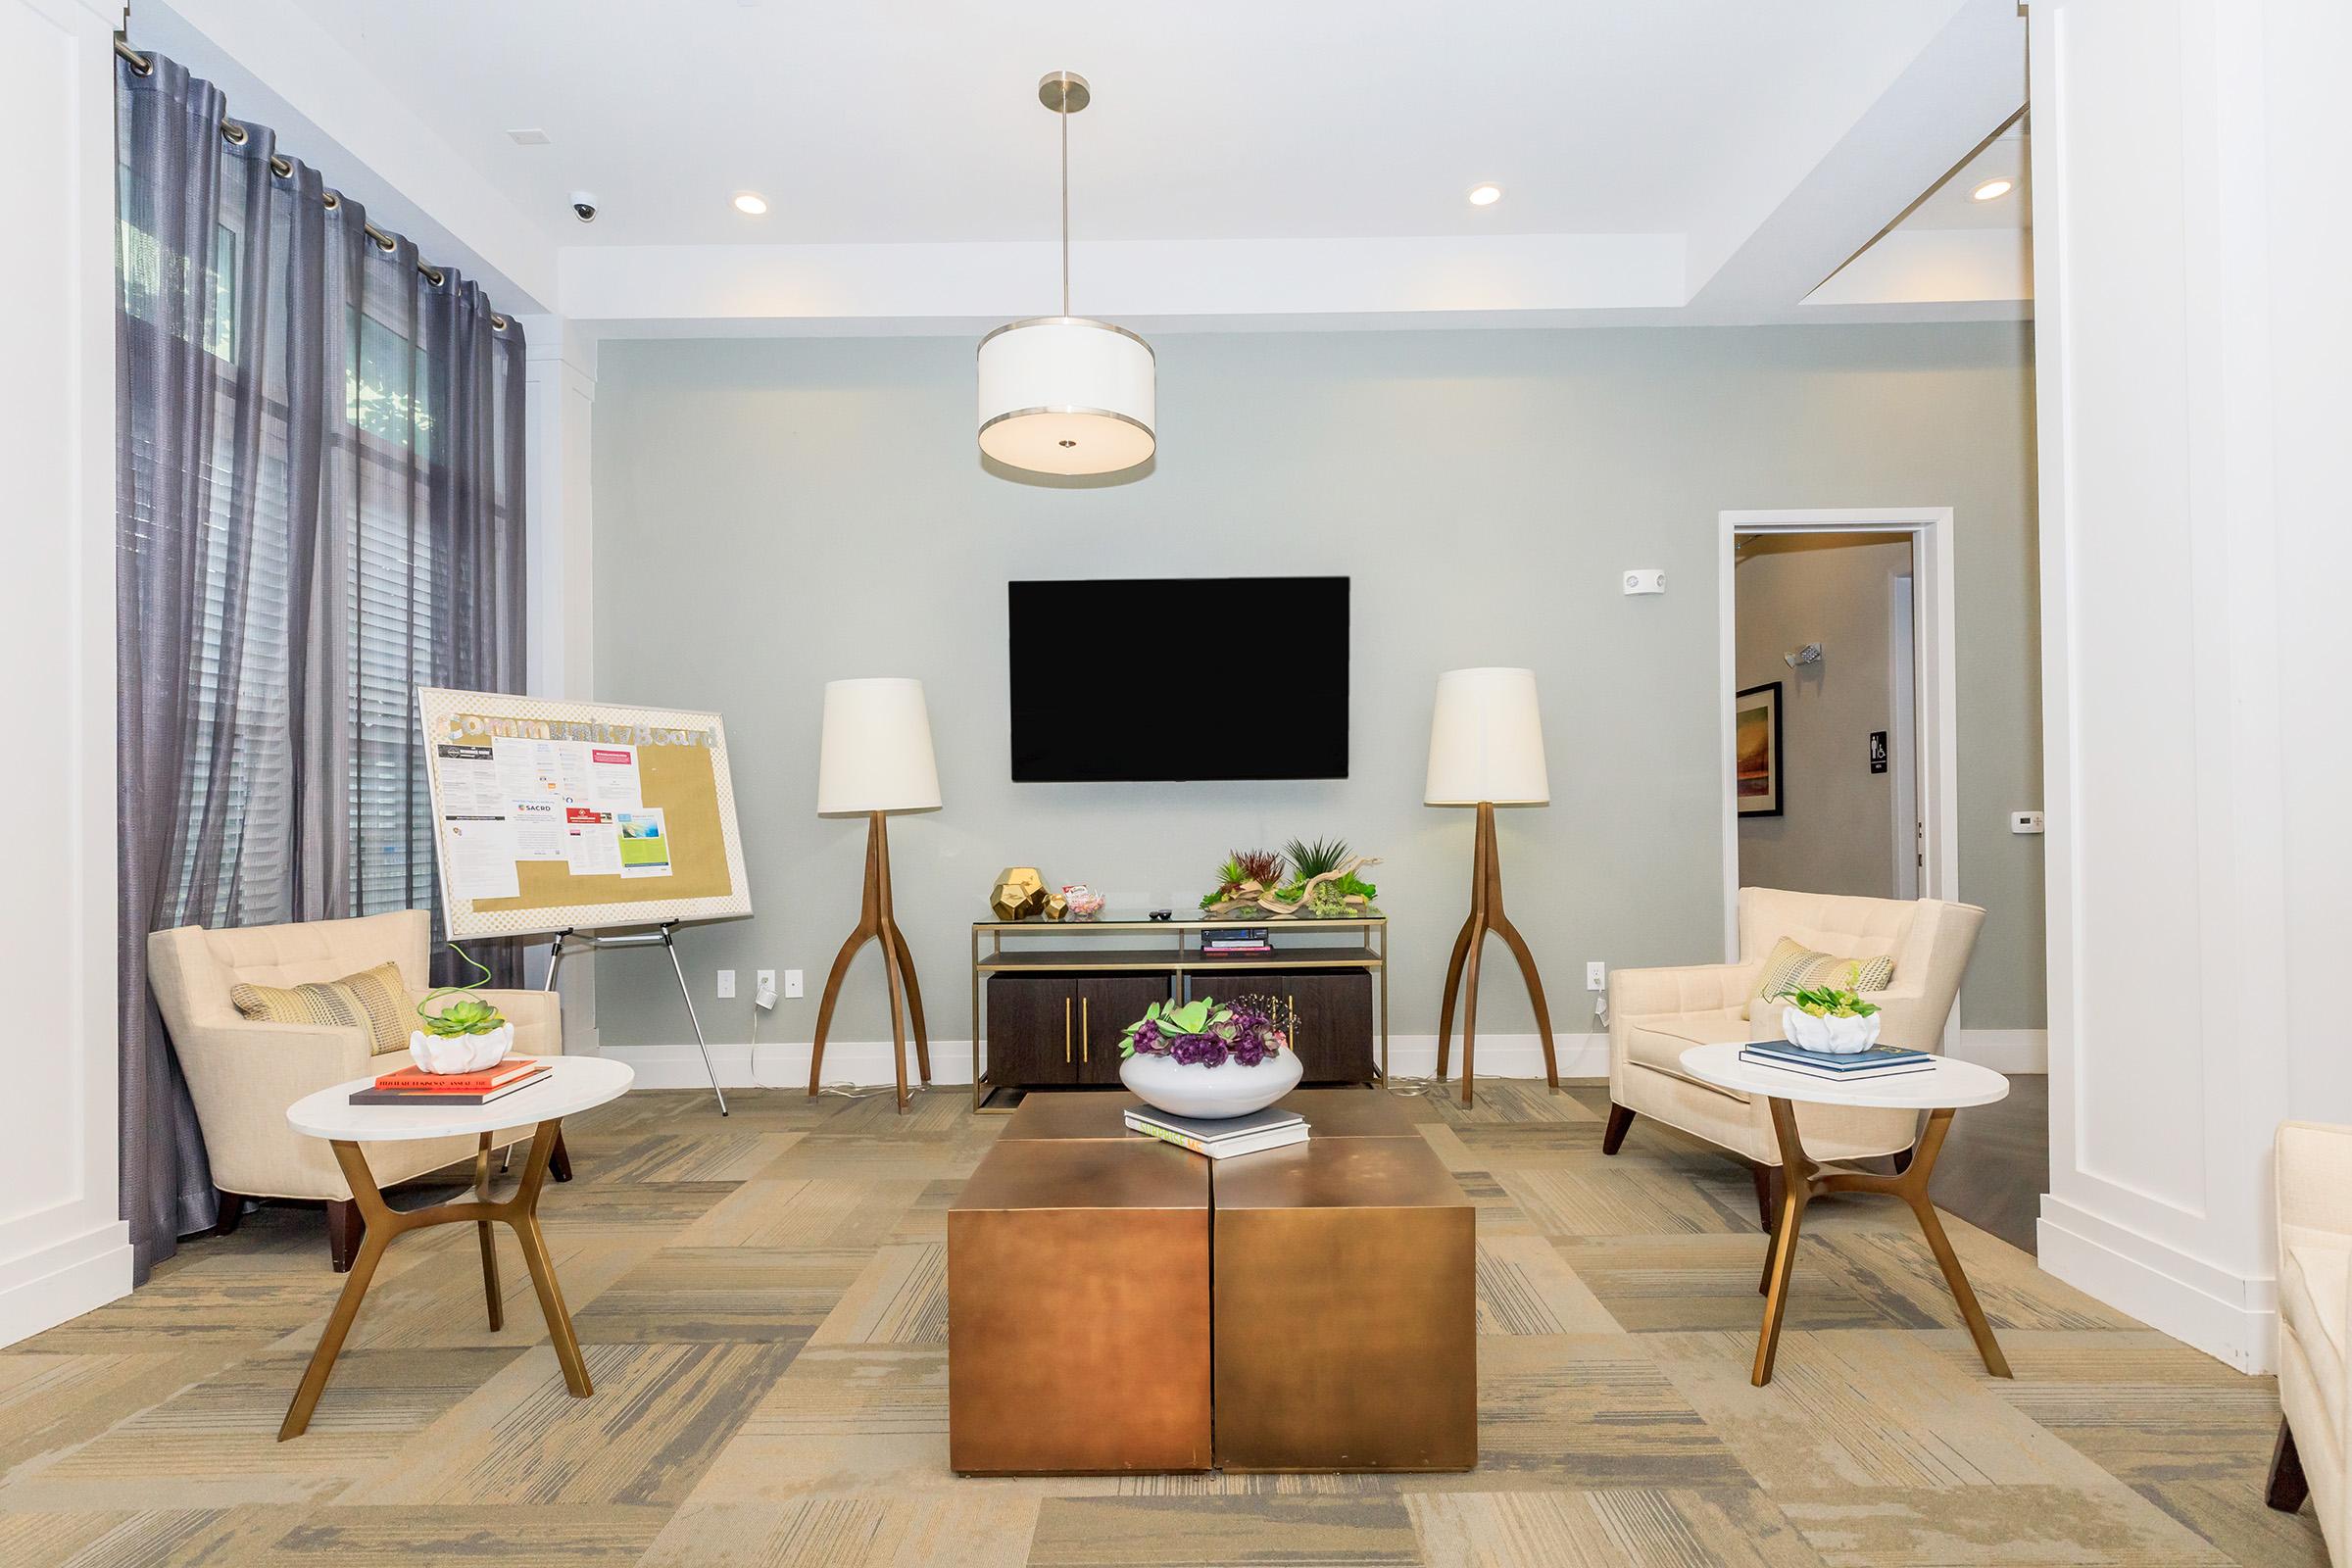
1211,1136,1477,1471
947,1137,1212,1474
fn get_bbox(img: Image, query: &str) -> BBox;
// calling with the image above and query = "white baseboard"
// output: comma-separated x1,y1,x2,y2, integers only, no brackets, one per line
594,1032,1611,1093
0,1222,133,1348
2037,1195,2276,1372
1953,1029,2048,1072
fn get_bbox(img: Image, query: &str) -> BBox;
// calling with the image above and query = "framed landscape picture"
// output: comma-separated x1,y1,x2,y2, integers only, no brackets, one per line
1736,681,1784,817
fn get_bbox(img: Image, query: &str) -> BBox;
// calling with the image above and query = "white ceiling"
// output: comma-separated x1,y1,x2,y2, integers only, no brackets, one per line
139,0,2032,327
280,0,1967,248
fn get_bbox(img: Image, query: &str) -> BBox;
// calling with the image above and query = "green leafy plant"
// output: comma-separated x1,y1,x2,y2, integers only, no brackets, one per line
1773,980,1882,1020
1283,836,1350,880
415,944,509,1038
1201,849,1287,909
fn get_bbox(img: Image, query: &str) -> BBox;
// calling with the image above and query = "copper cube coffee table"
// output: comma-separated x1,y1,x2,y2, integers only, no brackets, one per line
949,1090,1475,1475
947,1136,1212,1474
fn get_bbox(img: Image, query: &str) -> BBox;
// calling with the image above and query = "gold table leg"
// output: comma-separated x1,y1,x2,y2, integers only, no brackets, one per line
1751,1099,2011,1388
278,1119,588,1441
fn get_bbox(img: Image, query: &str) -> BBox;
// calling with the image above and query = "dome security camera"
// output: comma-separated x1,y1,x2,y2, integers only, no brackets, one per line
570,192,599,223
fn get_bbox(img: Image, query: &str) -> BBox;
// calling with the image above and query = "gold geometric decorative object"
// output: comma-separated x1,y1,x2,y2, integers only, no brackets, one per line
1043,893,1069,921
990,866,1048,922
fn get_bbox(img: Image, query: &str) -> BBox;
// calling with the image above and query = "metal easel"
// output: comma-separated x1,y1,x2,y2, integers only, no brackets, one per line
543,921,728,1115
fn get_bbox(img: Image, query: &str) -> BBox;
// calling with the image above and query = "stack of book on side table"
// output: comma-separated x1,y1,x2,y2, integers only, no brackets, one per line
1739,1039,1934,1082
1199,926,1274,958
1125,1104,1306,1159
350,1057,549,1106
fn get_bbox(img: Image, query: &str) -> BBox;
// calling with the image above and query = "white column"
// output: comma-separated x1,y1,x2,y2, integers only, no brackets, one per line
2031,0,2352,1370
516,315,600,1052
0,0,132,1343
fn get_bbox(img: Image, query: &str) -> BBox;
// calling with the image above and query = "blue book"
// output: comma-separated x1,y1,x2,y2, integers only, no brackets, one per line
1740,1041,1932,1079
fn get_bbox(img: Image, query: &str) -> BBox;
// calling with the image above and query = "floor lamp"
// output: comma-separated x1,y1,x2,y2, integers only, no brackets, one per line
1427,666,1560,1106
808,678,940,1113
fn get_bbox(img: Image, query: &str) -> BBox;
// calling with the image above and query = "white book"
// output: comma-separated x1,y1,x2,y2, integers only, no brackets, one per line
1124,1111,1309,1159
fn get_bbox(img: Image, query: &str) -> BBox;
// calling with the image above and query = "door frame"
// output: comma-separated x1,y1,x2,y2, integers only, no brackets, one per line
1718,507,1960,960
1888,568,1920,901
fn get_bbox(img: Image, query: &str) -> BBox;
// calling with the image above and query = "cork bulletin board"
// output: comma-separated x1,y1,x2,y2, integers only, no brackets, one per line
418,687,754,940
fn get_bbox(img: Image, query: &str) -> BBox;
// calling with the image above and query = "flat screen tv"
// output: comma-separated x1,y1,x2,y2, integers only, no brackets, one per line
1008,576,1349,782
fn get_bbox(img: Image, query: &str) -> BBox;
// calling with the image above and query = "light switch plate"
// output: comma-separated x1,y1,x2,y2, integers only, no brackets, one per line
1623,568,1666,596
715,969,735,1000
2011,810,2045,834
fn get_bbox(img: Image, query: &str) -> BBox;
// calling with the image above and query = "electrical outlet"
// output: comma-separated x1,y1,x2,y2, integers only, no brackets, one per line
715,969,736,1000
757,969,777,999
784,968,804,999
1586,961,1607,992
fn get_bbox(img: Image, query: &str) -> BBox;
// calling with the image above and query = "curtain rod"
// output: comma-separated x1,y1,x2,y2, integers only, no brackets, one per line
114,35,510,331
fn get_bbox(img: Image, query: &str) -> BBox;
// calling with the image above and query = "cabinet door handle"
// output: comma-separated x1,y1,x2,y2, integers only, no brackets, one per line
1081,997,1090,1063
1064,997,1073,1064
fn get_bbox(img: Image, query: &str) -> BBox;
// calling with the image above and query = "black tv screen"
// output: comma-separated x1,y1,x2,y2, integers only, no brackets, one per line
1008,576,1349,782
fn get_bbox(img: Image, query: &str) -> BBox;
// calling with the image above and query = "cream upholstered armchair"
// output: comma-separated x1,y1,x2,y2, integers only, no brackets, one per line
148,909,564,1271
1601,888,1984,1228
2271,1121,2352,1559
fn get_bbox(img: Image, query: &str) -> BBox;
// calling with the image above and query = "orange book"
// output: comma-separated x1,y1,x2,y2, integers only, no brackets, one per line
373,1058,543,1092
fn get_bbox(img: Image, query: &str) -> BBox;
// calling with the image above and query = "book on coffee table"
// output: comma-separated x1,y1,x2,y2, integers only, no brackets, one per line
1738,1041,1933,1081
1125,1104,1306,1159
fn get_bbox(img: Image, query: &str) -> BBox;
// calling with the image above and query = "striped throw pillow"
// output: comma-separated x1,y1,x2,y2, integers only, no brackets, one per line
1752,936,1894,1005
231,961,412,1056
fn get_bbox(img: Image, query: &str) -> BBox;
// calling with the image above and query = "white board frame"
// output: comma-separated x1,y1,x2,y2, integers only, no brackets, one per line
418,687,754,940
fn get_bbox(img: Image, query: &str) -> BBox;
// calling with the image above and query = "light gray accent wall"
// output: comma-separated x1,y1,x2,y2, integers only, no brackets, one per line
1736,535,1915,899
590,323,2044,1049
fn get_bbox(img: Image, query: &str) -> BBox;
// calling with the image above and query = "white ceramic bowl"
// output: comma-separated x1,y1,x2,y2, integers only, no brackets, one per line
409,1021,514,1075
1119,1049,1301,1119
1781,1008,1882,1055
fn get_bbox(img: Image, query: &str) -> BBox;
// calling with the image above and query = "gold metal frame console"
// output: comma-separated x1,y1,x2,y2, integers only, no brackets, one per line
968,915,1389,1112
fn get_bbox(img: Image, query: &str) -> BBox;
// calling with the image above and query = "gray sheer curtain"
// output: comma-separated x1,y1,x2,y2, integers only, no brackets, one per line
116,51,527,1279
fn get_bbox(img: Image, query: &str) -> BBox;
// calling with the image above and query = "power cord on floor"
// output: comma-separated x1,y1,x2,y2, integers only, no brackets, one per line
744,989,914,1101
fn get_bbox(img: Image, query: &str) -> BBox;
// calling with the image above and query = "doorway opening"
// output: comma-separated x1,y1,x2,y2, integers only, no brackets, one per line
1717,508,1958,959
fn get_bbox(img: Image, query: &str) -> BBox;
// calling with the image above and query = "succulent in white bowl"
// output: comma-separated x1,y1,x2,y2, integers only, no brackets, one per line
1773,981,1884,1055
1116,995,1300,1120
408,944,514,1074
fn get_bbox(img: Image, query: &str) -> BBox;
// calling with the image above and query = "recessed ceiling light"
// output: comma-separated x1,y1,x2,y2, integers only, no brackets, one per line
732,191,769,216
1971,177,2015,202
1468,183,1502,207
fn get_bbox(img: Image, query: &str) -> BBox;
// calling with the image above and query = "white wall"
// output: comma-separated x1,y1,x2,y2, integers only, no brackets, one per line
587,323,2047,1096
0,0,132,1344
2032,0,2352,1371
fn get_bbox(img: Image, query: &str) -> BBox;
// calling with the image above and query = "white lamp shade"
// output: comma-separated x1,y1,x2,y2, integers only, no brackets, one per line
976,317,1155,475
1424,667,1549,806
816,678,942,815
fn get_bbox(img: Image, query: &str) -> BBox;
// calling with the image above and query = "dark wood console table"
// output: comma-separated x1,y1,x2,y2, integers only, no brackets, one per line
968,916,1389,1111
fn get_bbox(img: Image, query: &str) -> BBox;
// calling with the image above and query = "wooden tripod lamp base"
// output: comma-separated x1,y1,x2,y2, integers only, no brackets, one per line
808,811,931,1113
1435,803,1560,1106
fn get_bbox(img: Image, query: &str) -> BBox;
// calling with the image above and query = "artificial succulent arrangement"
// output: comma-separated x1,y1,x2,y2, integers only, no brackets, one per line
1200,836,1380,918
1772,968,1884,1021
1119,994,1294,1068
1201,848,1288,910
415,944,509,1037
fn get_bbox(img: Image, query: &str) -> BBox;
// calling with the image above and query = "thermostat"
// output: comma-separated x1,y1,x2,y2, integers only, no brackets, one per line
1623,569,1665,596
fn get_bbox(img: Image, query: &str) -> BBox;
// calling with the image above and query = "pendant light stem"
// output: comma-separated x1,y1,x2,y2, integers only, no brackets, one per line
1059,96,1071,316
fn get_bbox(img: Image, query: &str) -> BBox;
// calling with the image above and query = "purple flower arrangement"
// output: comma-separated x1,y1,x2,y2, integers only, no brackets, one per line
1119,994,1293,1069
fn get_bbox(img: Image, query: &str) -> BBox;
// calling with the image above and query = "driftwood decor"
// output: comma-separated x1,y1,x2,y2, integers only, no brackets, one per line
1200,855,1384,920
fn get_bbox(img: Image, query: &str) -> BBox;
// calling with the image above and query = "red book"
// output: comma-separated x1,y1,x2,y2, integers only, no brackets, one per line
372,1058,543,1092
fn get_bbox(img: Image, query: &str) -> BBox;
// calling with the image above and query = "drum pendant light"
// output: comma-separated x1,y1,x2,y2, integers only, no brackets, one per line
976,72,1156,476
